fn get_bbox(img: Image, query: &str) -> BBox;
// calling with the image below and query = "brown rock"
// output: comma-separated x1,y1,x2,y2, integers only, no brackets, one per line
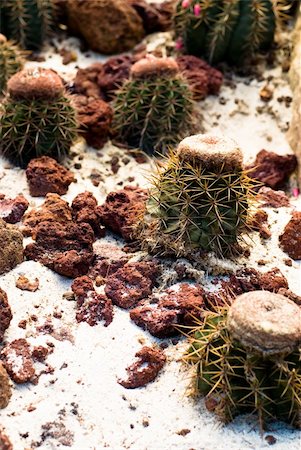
251,209,271,239
66,0,144,54
71,191,104,236
0,194,29,223
89,241,130,279
97,55,135,100
96,186,148,241
258,186,290,207
8,68,64,100
246,150,297,189
0,362,12,409
105,261,159,308
279,211,301,260
74,95,113,149
32,346,49,362
26,156,75,197
1,339,35,383
73,63,104,99
118,346,166,388
16,275,39,292
0,429,12,450
0,289,12,343
71,275,113,326
129,0,174,34
0,219,23,274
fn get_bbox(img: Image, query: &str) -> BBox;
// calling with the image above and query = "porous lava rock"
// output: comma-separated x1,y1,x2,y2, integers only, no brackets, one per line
26,156,75,197
118,346,166,388
71,276,113,326
246,150,297,189
0,219,23,274
71,191,104,236
96,186,148,241
25,221,95,278
1,339,35,384
97,55,135,100
105,261,159,308
74,95,113,149
0,289,12,343
279,211,301,260
0,362,12,409
66,0,145,54
16,275,39,292
0,194,29,224
258,186,290,208
250,209,271,239
0,429,12,450
89,242,130,280
129,0,174,34
73,63,104,99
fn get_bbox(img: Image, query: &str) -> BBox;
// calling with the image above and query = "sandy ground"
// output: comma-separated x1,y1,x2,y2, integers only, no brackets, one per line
0,27,300,450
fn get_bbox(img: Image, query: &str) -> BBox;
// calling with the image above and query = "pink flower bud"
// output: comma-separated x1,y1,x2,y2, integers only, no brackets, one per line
194,3,201,16
181,0,190,8
292,187,299,198
175,38,184,50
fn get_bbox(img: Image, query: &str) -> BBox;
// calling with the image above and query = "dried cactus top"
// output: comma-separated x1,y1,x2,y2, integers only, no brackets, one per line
7,68,64,100
0,34,7,44
176,134,243,171
227,290,301,355
131,56,179,80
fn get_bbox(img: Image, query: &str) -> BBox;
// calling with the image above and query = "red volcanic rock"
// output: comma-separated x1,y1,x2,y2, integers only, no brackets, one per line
118,346,166,389
279,211,301,260
250,209,271,239
130,284,205,337
71,191,105,236
246,150,297,189
26,156,75,197
89,241,130,279
129,0,174,34
223,267,289,295
75,95,113,149
258,186,290,208
16,275,39,292
0,429,12,450
0,289,12,343
96,186,148,241
0,194,29,224
25,221,95,278
71,275,113,326
1,339,35,384
73,63,104,99
105,261,159,308
98,55,135,100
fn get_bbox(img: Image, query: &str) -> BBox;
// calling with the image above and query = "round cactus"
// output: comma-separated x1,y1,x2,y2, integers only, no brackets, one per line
174,0,282,65
138,134,256,257
112,56,196,154
0,34,25,94
185,291,301,427
0,0,54,50
0,68,77,168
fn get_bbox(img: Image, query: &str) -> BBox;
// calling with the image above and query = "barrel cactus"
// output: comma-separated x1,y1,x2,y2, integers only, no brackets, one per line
0,34,25,94
0,68,77,168
0,0,54,50
185,291,301,428
138,134,256,257
174,0,283,65
112,56,196,154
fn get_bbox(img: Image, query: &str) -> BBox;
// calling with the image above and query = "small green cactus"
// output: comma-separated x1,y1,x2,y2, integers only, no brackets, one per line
0,0,54,50
0,68,77,168
0,34,25,94
174,0,282,65
185,291,301,428
112,56,196,154
138,134,256,257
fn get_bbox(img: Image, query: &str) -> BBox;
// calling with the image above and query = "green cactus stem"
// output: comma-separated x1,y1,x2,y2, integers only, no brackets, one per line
0,34,25,94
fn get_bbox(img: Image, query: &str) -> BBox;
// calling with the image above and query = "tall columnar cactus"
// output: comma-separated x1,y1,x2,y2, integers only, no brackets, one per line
0,0,54,50
174,0,282,64
112,56,196,154
185,291,301,428
0,68,77,168
0,34,25,94
138,134,256,257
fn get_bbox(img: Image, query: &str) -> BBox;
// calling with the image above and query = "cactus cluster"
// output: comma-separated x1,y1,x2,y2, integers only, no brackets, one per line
0,0,54,50
138,134,256,258
185,291,301,428
112,56,196,155
0,34,25,94
174,0,281,64
0,68,77,168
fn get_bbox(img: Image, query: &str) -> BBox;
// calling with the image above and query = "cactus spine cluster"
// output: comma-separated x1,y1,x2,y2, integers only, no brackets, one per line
185,291,301,428
0,0,54,50
174,0,280,64
0,34,25,94
138,134,255,257
0,68,77,168
112,56,196,154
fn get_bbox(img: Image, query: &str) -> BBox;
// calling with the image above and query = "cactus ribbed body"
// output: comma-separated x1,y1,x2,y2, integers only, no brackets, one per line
0,36,25,94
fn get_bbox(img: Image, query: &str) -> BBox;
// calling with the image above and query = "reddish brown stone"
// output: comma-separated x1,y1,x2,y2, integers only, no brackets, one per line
26,156,75,197
96,186,148,241
71,191,104,236
0,219,24,274
73,63,104,99
129,0,174,34
71,275,113,326
32,346,49,362
251,209,271,239
0,194,29,223
0,289,12,344
25,221,95,278
97,55,135,100
74,95,113,149
16,275,39,292
118,346,166,389
1,338,35,383
89,242,130,279
258,186,290,208
246,150,297,189
0,430,12,450
105,261,159,309
279,211,301,260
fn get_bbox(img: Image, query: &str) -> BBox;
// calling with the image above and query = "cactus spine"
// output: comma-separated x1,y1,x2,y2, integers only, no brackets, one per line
0,0,54,50
185,291,301,427
0,34,25,94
